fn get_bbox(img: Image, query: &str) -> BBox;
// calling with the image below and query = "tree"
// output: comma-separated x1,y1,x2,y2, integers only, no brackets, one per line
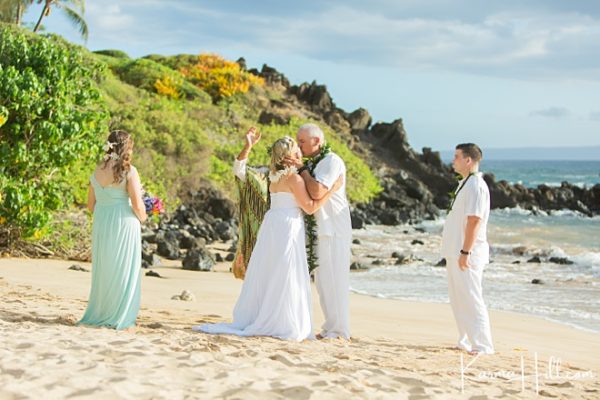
0,0,32,25
0,25,107,238
33,0,87,40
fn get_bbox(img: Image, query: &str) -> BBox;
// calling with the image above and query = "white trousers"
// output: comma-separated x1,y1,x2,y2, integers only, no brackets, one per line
446,257,494,354
314,236,351,339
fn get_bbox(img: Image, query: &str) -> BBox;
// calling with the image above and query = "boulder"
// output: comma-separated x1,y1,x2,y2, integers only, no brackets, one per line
347,108,372,134
142,251,162,268
350,262,368,270
171,290,196,301
548,257,574,265
157,232,180,260
289,81,333,111
182,248,215,271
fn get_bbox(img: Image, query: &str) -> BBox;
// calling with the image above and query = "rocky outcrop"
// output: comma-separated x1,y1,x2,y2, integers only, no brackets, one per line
251,63,600,222
484,175,599,216
141,186,237,271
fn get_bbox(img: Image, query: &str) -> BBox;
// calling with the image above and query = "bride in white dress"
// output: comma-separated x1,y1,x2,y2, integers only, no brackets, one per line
193,135,342,341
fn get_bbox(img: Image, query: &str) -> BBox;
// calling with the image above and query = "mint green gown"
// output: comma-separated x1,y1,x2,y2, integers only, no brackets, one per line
78,173,142,330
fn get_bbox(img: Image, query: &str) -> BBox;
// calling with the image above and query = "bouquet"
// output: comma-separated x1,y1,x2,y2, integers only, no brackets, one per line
143,193,164,217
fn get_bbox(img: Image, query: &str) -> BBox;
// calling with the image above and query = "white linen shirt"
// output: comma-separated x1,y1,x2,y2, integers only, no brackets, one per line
312,153,352,238
441,172,490,265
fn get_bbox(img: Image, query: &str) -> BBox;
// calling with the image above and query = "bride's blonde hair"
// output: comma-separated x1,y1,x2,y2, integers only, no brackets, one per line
269,136,297,174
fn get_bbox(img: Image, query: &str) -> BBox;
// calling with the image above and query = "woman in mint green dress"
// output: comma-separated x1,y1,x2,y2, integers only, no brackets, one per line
79,130,147,330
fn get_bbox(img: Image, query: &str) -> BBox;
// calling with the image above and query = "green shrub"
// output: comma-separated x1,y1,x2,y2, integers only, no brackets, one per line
93,49,130,59
112,58,210,101
0,25,108,237
143,53,198,71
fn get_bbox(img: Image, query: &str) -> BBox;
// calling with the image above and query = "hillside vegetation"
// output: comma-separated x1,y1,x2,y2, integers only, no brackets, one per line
0,24,381,254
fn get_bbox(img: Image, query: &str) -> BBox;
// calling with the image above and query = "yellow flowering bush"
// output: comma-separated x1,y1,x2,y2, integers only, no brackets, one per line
180,53,264,102
154,75,182,99
0,106,7,127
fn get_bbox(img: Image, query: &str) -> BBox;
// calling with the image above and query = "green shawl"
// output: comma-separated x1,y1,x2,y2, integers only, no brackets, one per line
232,167,270,279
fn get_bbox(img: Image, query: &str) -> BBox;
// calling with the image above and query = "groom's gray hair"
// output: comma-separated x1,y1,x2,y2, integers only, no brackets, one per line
298,123,326,144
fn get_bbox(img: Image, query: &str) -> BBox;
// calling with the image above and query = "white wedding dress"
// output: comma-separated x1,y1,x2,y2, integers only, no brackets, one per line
193,192,313,341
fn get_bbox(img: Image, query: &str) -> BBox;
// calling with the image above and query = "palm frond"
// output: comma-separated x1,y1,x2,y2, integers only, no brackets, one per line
61,0,83,13
61,4,88,41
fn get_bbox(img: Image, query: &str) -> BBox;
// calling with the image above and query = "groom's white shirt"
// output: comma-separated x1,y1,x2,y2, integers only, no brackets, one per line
441,172,490,265
312,153,352,238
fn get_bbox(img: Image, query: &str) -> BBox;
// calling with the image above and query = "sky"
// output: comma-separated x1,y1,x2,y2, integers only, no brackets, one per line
22,0,600,153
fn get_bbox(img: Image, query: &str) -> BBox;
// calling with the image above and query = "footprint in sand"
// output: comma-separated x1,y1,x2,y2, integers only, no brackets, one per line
275,386,313,400
269,354,296,367
108,340,131,346
2,369,26,379
66,388,101,398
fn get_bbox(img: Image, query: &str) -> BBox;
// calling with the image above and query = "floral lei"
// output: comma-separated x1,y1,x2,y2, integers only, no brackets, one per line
268,166,298,183
304,143,331,273
447,172,475,213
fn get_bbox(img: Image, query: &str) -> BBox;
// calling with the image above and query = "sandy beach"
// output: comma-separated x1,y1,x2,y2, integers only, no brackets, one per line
1,251,598,399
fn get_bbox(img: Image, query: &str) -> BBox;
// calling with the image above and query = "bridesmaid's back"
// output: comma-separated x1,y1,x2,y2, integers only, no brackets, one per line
90,164,132,205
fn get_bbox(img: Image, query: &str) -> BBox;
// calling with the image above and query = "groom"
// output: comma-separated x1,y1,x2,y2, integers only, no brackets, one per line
441,143,494,355
292,123,352,340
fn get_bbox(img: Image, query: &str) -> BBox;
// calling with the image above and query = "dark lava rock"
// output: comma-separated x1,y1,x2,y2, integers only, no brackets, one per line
548,257,574,265
182,248,215,271
68,264,89,272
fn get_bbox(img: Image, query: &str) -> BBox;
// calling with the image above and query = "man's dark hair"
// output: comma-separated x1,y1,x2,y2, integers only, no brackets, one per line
456,143,483,162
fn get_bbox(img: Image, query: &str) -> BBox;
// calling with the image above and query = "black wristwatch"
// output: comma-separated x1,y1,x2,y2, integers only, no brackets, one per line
459,249,471,255
297,165,309,174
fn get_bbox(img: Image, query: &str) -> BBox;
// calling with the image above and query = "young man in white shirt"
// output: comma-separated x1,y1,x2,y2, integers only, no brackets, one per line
441,143,494,355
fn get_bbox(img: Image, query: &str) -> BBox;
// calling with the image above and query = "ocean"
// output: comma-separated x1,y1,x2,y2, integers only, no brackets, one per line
477,159,599,188
349,160,600,332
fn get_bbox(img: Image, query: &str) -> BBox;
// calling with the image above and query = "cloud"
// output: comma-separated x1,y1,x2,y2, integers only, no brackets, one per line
77,1,600,81
87,3,134,31
529,107,570,118
590,111,600,121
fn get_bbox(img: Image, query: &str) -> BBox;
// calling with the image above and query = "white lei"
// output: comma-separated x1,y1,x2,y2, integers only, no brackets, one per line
268,166,298,183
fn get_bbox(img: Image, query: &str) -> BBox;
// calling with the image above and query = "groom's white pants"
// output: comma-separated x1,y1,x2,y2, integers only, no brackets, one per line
446,257,494,354
315,235,351,339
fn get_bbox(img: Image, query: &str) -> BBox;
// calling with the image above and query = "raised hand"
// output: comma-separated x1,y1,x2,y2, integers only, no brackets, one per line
245,127,261,148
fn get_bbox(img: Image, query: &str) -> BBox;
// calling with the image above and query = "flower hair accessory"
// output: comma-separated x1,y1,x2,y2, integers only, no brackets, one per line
103,153,119,161
103,141,116,152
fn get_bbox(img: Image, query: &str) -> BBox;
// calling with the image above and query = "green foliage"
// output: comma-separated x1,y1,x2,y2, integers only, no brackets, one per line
93,49,130,59
143,53,198,71
97,71,214,207
112,58,210,101
0,25,108,237
0,26,382,255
